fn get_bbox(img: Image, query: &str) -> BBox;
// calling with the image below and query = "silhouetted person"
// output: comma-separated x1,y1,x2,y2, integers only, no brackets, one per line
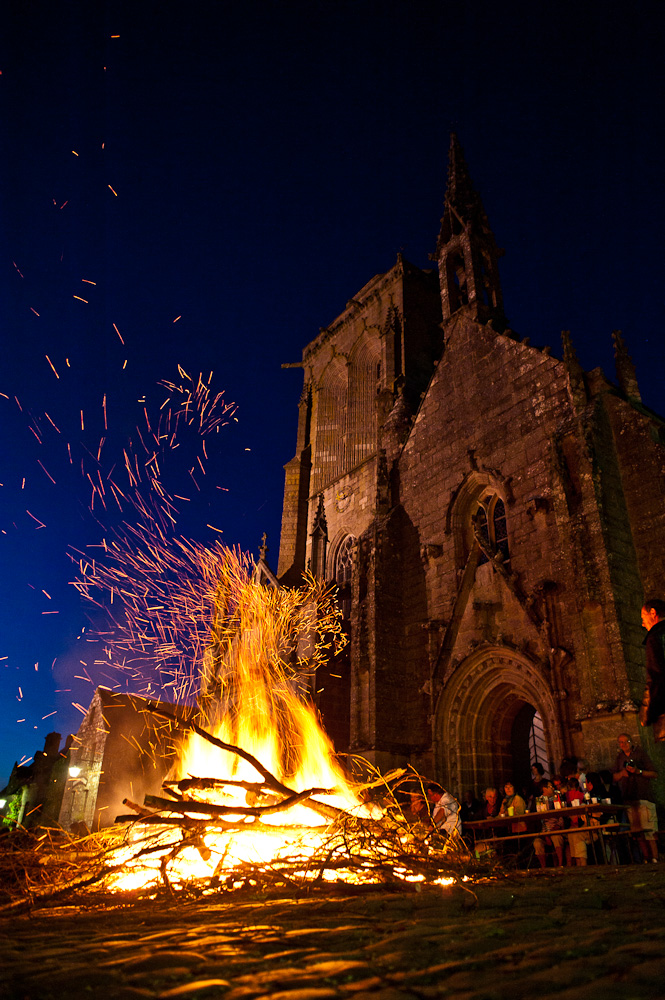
640,599,665,742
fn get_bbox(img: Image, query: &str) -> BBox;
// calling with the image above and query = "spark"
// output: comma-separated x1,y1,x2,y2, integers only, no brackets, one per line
30,307,40,317
12,261,24,278
108,184,118,196
113,323,125,344
103,394,108,430
41,590,51,599
25,510,46,529
81,410,85,431
73,295,89,303
72,150,79,156
37,460,56,485
42,711,57,720
82,279,96,285
60,201,68,209
44,412,61,433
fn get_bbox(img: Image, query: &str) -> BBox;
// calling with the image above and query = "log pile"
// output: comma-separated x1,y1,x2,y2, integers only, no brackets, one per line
111,707,471,896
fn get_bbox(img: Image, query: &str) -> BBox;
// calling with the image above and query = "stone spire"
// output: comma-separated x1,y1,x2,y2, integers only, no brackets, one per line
310,494,328,579
434,133,505,328
561,330,587,410
612,329,641,401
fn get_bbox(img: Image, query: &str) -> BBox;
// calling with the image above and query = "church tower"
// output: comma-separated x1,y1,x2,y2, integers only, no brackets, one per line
434,133,505,329
276,135,665,800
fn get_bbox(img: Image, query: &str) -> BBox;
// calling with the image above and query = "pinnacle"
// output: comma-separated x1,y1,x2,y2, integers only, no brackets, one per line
436,133,493,252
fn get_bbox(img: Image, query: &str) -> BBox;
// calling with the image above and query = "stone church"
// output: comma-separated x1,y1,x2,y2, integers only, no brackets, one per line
276,135,665,800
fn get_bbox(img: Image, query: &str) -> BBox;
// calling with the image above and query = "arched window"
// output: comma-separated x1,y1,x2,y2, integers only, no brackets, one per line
446,249,468,313
473,494,511,569
334,535,355,620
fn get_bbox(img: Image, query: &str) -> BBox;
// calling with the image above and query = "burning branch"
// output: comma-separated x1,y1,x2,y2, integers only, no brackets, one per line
144,702,347,822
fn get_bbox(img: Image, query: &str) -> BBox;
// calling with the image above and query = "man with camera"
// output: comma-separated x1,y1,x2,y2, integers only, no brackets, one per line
613,733,659,862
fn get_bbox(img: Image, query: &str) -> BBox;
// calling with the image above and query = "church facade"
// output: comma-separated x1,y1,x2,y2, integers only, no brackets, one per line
276,135,665,799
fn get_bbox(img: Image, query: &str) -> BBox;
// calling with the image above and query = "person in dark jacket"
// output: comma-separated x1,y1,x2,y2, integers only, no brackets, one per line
640,598,665,742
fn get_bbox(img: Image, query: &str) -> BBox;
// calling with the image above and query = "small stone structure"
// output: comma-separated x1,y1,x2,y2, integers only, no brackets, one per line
277,135,665,799
58,688,185,831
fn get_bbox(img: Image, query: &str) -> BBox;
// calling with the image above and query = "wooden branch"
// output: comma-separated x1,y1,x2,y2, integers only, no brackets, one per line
144,786,334,819
165,777,269,794
122,797,159,818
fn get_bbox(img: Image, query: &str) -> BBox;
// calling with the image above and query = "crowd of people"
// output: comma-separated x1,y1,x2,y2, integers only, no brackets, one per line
401,600,665,868
457,732,660,867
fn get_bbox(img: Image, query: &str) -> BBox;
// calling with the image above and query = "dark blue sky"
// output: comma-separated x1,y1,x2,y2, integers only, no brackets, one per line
1,1,664,784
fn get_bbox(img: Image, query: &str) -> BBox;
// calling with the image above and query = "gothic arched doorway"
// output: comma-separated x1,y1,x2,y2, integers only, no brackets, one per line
434,646,563,798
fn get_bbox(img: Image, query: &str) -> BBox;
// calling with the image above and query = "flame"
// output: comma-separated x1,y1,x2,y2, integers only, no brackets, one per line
106,554,375,892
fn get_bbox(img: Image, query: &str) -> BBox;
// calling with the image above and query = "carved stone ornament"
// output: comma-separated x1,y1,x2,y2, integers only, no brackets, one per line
335,486,354,513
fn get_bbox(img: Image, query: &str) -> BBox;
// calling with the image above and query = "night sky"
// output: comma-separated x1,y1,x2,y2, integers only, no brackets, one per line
1,1,663,785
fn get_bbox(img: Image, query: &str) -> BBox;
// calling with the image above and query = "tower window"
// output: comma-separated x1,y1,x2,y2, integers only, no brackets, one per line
335,535,355,586
334,535,355,620
473,494,511,569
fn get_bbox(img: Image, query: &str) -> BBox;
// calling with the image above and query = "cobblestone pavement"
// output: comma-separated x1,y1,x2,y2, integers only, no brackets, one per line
2,866,665,1000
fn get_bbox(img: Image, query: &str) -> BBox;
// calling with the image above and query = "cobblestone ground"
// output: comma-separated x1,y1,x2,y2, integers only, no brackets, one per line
2,866,665,1000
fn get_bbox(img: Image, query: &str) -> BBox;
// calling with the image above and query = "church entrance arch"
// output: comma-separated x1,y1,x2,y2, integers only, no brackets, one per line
434,646,563,798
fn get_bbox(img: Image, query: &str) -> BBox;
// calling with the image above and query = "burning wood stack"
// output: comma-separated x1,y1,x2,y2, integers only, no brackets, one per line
110,705,467,896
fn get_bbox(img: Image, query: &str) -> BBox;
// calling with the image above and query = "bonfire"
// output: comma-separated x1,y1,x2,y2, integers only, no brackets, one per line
98,551,467,897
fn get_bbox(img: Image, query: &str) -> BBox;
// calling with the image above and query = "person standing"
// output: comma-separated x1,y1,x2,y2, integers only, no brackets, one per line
533,779,565,867
613,733,659,862
640,599,665,741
